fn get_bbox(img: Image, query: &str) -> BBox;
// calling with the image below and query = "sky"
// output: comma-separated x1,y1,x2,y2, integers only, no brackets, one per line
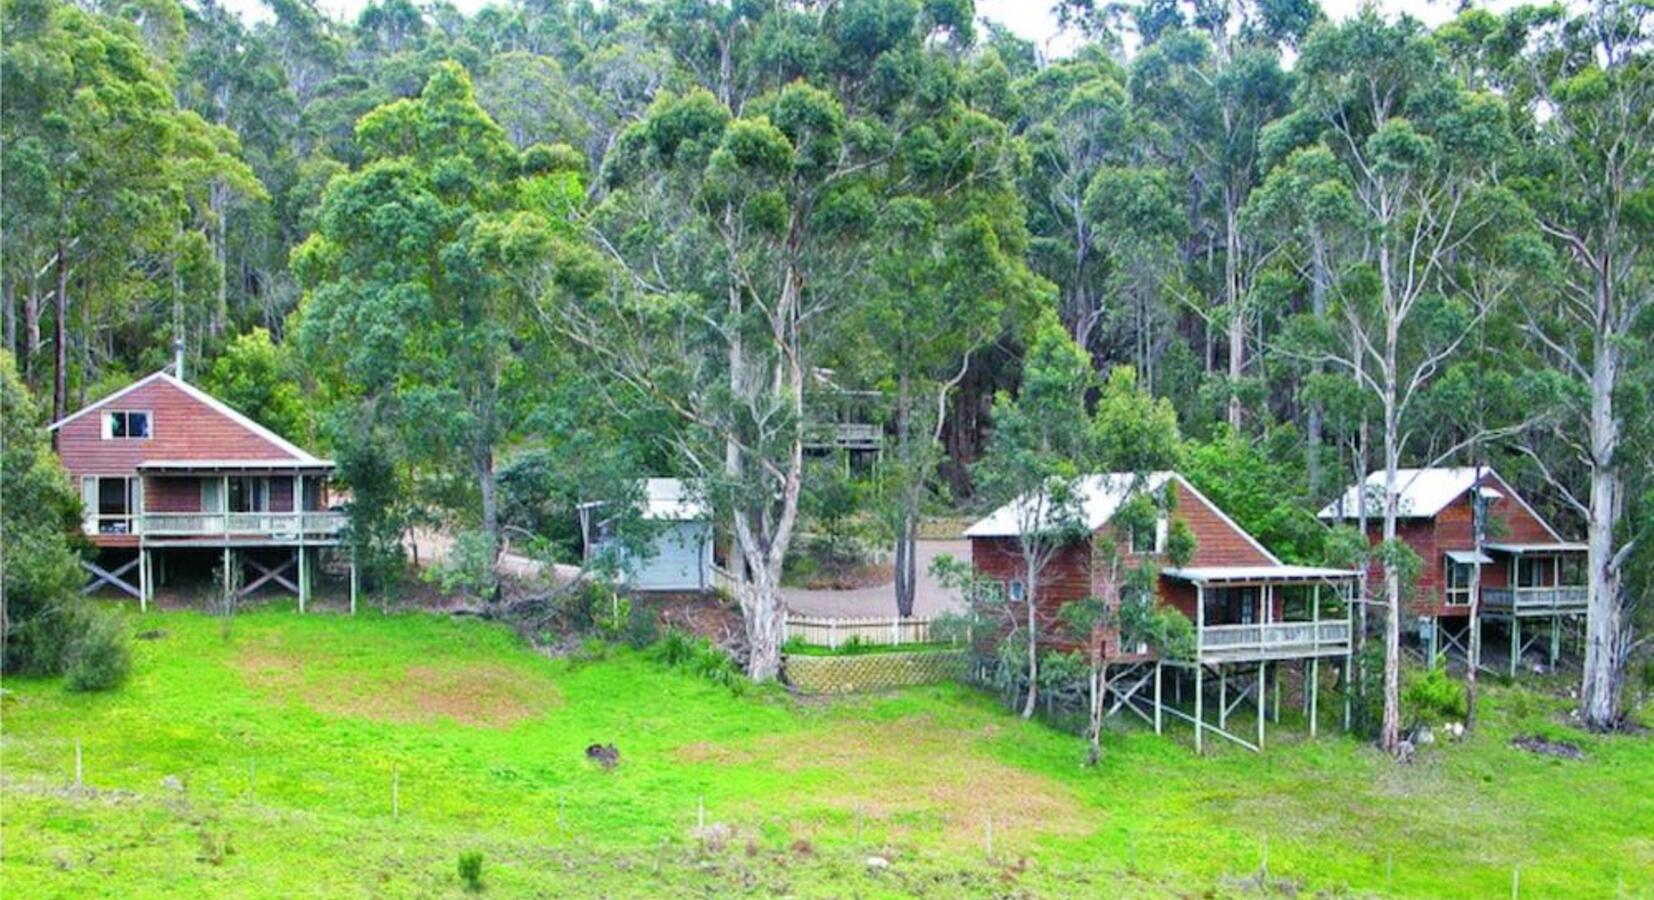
220,0,1528,46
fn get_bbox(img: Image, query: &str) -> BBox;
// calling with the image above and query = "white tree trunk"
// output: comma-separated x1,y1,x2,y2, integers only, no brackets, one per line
1581,333,1624,727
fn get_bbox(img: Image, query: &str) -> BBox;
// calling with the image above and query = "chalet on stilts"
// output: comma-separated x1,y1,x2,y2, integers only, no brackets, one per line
1318,467,1586,677
967,472,1359,753
49,369,354,612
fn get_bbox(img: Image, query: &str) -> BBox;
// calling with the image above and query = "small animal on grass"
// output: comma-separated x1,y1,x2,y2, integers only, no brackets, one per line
585,743,620,769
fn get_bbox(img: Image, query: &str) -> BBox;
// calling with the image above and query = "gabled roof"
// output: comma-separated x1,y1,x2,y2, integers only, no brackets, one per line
1317,467,1489,521
641,478,707,521
965,471,1282,565
47,370,323,465
1317,466,1564,541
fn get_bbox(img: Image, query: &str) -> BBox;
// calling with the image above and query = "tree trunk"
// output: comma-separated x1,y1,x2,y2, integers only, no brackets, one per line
1087,657,1106,766
1021,557,1039,719
1379,305,1403,756
52,241,68,422
739,552,787,681
1580,326,1624,729
893,370,918,618
1225,195,1244,431
1306,232,1329,498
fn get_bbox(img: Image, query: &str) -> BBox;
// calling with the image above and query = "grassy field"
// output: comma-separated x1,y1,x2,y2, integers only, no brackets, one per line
2,607,1651,898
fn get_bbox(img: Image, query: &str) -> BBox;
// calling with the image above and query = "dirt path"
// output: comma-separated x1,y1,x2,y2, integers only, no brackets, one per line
780,539,970,619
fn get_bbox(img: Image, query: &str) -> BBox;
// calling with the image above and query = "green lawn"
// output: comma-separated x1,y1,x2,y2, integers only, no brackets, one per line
2,607,1650,897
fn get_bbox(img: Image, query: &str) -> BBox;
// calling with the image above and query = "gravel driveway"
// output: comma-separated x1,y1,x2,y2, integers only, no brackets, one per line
781,539,971,619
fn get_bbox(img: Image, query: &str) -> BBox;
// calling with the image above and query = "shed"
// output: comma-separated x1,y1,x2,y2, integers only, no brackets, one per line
581,478,714,593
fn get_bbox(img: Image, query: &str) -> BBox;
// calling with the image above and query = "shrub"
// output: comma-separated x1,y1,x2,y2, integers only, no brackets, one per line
622,599,658,649
653,628,698,667
64,606,131,692
457,850,484,891
651,628,744,694
1404,666,1466,722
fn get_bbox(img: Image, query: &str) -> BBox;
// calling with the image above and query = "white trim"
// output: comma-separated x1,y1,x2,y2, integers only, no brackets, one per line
49,371,320,464
101,408,153,441
1169,474,1284,566
1480,472,1564,543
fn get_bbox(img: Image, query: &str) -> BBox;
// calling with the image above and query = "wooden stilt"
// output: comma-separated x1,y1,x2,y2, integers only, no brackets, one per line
139,549,150,613
1194,664,1204,755
1510,617,1520,679
349,554,359,615
1309,657,1320,738
1549,616,1559,669
297,547,308,613
1154,662,1163,735
1257,661,1267,750
1219,667,1228,730
222,546,232,599
1343,655,1352,732
1428,616,1439,670
1272,667,1281,723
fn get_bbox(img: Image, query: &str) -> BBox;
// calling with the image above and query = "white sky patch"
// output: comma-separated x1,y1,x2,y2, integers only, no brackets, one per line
216,0,1533,49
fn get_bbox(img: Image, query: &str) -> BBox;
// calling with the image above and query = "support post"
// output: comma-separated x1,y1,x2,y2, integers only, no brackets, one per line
1510,617,1520,679
1549,616,1559,669
298,546,309,613
1219,667,1228,730
1154,662,1163,735
1194,664,1204,755
1428,616,1439,670
222,546,232,600
1309,657,1320,738
349,554,359,615
1342,654,1352,732
1257,661,1267,749
1272,666,1281,723
139,549,150,613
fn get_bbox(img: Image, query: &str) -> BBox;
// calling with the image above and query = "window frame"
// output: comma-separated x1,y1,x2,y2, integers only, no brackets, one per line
100,409,152,441
1444,558,1474,606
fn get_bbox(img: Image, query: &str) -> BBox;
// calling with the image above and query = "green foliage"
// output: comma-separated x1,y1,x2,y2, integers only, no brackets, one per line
63,606,131,693
202,328,312,446
1404,666,1467,723
1182,427,1327,564
0,352,92,676
1091,366,1182,473
457,850,484,891
649,628,744,695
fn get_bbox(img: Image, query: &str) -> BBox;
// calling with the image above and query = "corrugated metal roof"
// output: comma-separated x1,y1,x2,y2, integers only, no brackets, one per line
641,478,707,521
1445,549,1494,565
1484,542,1587,554
1317,467,1489,520
1162,565,1358,583
964,471,1175,538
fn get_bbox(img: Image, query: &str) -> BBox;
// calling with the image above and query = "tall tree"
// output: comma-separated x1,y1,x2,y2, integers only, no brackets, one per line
1277,11,1516,754
974,310,1097,717
294,62,595,598
1503,0,1653,729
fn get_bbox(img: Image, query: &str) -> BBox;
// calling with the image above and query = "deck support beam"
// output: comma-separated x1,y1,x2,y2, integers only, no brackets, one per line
1257,661,1267,749
349,553,359,615
241,554,298,597
1154,662,1163,735
1309,657,1320,738
298,547,309,613
1510,617,1521,678
82,556,141,600
139,549,151,612
1194,662,1204,755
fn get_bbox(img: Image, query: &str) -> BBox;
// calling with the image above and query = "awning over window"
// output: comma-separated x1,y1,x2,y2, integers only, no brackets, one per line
1445,550,1493,565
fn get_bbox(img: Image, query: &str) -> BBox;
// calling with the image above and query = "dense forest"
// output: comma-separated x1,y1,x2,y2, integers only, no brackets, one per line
2,0,1650,746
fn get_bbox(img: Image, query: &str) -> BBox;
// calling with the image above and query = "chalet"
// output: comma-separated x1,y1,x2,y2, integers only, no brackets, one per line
578,478,714,594
1318,466,1586,675
49,370,351,612
967,472,1358,753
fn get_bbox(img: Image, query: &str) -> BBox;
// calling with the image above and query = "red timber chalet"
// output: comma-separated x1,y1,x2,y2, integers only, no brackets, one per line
1318,467,1586,676
49,369,352,612
966,472,1359,753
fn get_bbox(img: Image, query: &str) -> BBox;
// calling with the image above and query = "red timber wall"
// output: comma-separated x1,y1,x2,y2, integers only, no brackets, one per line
55,377,300,482
144,476,306,513
970,477,1282,651
1358,472,1565,618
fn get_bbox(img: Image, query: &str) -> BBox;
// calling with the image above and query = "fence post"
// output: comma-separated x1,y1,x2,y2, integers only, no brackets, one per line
830,619,838,649
893,617,900,646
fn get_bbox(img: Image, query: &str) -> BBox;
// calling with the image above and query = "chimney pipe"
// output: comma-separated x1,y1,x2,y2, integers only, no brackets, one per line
174,337,186,382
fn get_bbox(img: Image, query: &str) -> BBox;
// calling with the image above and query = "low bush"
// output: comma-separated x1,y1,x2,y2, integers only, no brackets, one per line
650,628,745,694
64,606,131,692
457,850,484,891
1404,666,1466,722
621,599,658,649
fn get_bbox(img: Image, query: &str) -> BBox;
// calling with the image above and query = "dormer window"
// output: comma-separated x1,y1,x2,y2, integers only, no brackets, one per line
1130,515,1168,555
102,410,150,440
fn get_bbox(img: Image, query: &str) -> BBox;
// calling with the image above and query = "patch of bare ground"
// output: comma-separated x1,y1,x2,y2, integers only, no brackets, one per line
238,648,560,727
674,715,1090,847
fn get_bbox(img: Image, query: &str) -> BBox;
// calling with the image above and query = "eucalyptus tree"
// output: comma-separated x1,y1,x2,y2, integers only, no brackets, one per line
853,106,1048,619
1500,0,1653,729
1274,11,1518,754
569,1,975,681
973,311,1097,718
294,62,595,600
1,0,259,416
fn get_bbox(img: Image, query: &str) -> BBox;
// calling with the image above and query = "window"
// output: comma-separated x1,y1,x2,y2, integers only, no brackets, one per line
1007,579,1026,603
1444,559,1473,606
1130,516,1168,555
229,476,271,513
1517,556,1547,588
101,410,150,440
81,476,141,534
